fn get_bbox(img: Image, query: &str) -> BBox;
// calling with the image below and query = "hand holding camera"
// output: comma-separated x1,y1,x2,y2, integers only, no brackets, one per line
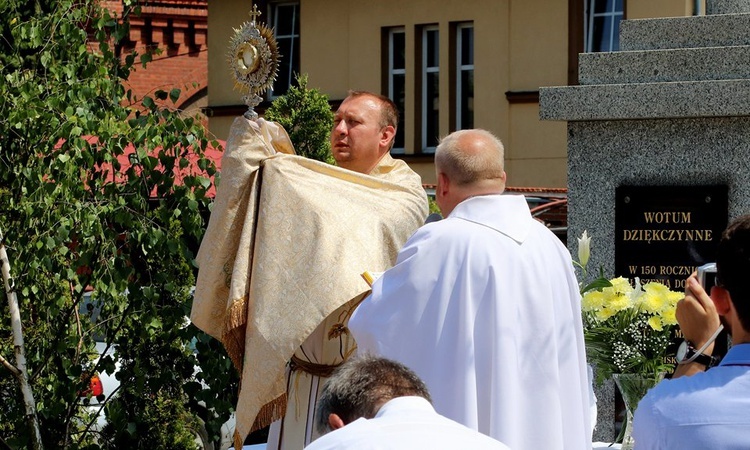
675,264,723,367
679,266,721,343
698,263,718,294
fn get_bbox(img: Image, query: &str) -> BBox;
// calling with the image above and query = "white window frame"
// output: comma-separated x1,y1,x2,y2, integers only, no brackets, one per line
269,1,300,98
388,27,406,154
422,26,439,153
456,23,474,131
584,0,624,53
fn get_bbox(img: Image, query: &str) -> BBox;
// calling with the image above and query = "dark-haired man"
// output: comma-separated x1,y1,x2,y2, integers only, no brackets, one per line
304,355,510,450
633,215,750,449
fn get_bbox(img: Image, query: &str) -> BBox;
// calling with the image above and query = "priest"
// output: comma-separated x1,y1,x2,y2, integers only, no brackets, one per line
349,129,591,450
191,91,428,449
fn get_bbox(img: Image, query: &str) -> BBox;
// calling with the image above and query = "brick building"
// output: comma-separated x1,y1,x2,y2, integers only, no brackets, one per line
101,0,208,117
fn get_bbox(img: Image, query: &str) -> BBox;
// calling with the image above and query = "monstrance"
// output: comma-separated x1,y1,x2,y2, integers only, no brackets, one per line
228,4,279,119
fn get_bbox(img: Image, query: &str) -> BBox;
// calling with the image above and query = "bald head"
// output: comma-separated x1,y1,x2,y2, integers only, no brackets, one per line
435,129,506,187
434,129,506,216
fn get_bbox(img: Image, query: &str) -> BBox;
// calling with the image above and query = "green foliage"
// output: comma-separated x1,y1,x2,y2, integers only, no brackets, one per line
100,391,200,450
264,73,335,164
428,196,441,215
0,0,236,448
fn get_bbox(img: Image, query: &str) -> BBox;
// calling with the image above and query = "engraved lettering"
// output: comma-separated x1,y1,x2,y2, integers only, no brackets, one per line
643,211,693,224
621,229,714,243
659,265,697,276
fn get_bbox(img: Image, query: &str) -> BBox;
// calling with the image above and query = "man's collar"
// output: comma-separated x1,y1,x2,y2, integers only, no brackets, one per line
719,343,750,367
374,396,435,418
449,194,532,244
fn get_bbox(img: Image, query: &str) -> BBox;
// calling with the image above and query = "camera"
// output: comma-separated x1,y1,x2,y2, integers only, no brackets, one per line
697,262,718,291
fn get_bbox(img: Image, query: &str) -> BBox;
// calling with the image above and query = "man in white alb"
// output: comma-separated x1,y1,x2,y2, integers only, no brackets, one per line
349,129,591,450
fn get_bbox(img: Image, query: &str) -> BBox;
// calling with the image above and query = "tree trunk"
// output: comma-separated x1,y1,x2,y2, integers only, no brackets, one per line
0,228,44,450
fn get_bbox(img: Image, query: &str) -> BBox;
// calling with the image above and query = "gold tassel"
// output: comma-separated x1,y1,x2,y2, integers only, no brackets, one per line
252,393,287,432
221,297,249,372
233,395,287,449
234,430,243,450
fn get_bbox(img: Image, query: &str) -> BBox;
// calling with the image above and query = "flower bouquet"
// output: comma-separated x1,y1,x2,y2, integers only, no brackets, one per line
575,232,683,385
581,277,682,384
575,232,683,448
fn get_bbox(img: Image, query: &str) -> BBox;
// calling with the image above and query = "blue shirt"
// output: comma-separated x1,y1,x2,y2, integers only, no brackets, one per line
633,343,750,449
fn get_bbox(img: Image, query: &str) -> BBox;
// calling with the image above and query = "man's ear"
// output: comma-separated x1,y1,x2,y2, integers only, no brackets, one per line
711,285,732,315
437,172,450,198
328,413,346,430
380,125,396,149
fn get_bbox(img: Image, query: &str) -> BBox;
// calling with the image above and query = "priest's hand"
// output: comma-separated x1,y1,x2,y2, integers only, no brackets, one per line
247,117,295,155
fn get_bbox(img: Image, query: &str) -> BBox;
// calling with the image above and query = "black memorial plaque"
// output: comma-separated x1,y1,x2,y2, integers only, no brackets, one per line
616,185,729,361
615,185,728,290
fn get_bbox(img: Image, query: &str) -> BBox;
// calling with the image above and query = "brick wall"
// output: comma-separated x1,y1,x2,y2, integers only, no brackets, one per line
100,0,208,113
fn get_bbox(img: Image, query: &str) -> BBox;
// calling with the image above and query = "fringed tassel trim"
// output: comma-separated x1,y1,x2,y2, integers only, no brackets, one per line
252,393,287,432
234,394,288,449
221,297,249,373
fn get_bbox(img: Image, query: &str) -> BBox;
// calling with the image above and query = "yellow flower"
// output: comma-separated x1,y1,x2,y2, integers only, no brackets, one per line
661,307,678,326
638,292,667,314
609,277,634,296
577,231,591,268
643,282,670,297
595,307,617,322
610,293,632,312
667,290,683,306
601,278,634,312
582,290,606,311
638,282,681,319
648,315,664,331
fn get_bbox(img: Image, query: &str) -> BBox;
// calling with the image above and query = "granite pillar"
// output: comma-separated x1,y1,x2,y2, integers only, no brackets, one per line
540,0,750,442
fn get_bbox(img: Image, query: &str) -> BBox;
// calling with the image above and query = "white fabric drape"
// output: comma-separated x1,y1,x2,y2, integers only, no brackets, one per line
350,194,592,450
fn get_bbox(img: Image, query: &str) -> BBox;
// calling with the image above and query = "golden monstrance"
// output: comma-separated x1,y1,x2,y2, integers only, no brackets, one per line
228,4,280,119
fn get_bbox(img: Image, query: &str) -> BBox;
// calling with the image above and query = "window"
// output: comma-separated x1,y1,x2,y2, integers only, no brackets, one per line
455,23,474,130
382,24,474,153
585,0,624,52
422,26,439,152
387,28,406,154
269,2,300,97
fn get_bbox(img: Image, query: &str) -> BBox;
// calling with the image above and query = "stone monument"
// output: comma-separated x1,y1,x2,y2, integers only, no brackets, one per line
540,0,750,441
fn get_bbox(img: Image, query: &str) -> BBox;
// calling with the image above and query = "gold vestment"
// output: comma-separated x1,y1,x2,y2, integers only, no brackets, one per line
191,117,428,448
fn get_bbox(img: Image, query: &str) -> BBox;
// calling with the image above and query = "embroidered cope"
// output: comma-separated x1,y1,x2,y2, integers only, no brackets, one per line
191,117,428,448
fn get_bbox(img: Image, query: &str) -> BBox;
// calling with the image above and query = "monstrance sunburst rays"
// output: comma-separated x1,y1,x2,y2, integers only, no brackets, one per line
228,4,280,119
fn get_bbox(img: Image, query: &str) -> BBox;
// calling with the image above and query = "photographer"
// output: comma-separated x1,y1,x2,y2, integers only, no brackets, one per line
632,215,750,449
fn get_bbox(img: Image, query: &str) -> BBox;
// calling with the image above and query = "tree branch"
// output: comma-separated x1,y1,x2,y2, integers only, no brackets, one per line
1,228,44,450
0,353,21,380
